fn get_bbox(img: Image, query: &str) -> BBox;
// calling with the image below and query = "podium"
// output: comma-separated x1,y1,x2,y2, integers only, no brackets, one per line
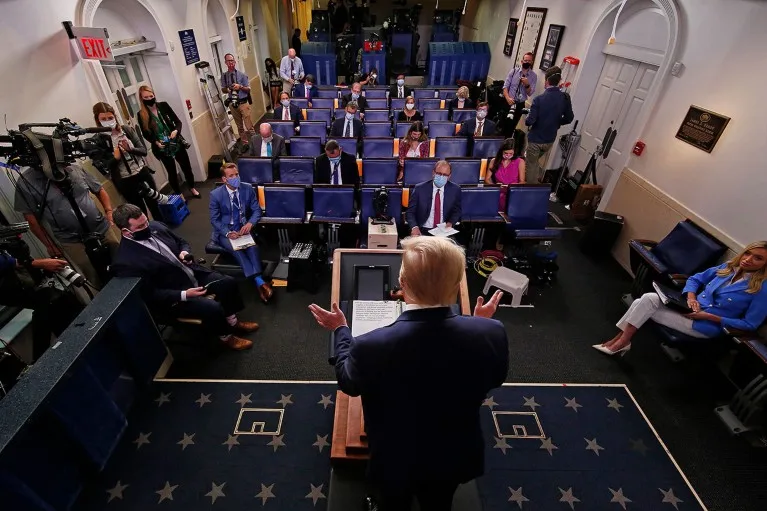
329,249,471,465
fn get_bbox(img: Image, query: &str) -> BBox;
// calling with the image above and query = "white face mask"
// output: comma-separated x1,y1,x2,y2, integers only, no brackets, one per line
371,74,377,79
281,99,290,107
397,79,405,86
102,119,117,129
476,110,488,120
405,103,415,111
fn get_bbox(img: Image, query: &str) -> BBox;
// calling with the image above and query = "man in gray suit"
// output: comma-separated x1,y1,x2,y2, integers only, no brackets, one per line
249,123,286,181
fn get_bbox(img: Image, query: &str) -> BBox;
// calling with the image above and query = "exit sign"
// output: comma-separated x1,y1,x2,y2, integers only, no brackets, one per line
72,26,114,62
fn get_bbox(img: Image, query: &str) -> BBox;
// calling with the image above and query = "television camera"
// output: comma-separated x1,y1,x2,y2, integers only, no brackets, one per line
372,186,392,224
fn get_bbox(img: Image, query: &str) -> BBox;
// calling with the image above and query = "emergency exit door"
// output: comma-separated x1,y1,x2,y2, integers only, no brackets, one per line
103,55,152,126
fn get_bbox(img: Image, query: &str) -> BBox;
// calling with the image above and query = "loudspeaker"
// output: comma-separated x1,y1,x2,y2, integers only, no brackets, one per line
579,211,624,258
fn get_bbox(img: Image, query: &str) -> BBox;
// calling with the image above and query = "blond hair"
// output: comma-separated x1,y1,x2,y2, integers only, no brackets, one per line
716,241,767,294
137,84,156,132
400,236,465,306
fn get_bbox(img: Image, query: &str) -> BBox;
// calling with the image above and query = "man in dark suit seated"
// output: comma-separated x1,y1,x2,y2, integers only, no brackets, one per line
210,162,273,303
110,204,257,350
389,73,412,103
309,236,508,510
330,101,363,140
272,91,304,128
406,160,462,237
293,74,318,107
314,139,360,186
341,82,367,119
457,101,497,137
249,123,287,158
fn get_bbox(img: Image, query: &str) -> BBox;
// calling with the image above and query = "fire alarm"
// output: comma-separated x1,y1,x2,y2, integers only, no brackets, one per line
633,140,645,156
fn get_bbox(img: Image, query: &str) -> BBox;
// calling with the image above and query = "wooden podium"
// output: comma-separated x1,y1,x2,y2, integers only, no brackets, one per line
329,249,471,464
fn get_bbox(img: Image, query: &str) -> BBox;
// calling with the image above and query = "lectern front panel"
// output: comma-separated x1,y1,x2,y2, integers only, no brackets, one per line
337,253,403,303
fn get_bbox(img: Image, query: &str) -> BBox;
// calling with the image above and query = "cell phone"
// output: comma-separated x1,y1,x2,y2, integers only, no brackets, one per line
203,278,225,290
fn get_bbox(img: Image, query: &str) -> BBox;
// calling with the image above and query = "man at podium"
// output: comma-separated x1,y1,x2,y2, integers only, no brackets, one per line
309,237,508,510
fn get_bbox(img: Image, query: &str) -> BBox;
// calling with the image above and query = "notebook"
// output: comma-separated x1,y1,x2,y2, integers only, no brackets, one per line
652,281,691,313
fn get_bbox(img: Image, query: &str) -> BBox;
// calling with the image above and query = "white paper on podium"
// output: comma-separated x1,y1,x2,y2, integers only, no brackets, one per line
351,300,403,337
230,234,256,251
428,223,459,237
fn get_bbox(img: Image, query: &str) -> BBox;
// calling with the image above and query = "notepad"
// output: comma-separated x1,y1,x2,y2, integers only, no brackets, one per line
428,223,459,237
351,300,403,337
230,234,256,251
652,281,691,313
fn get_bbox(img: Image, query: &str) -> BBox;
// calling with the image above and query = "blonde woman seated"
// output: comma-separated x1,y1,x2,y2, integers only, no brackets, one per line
594,242,767,356
396,96,423,123
397,121,429,182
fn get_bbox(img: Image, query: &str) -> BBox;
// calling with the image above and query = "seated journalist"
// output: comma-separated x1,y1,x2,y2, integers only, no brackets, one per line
595,241,767,356
314,139,360,187
110,204,258,350
309,236,508,510
406,160,462,237
210,163,273,303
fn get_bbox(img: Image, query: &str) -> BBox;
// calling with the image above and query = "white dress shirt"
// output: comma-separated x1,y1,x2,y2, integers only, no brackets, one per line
343,119,354,137
424,183,444,228
404,303,446,311
260,139,270,157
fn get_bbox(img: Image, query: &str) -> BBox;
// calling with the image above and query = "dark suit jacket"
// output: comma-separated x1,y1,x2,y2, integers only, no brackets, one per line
293,83,318,101
110,221,213,309
314,152,359,186
330,117,363,139
457,117,498,137
136,102,183,158
333,307,509,484
92,125,148,183
389,84,413,101
341,93,367,112
406,180,462,228
448,97,474,119
248,133,287,159
272,104,304,127
525,86,574,144
209,183,261,237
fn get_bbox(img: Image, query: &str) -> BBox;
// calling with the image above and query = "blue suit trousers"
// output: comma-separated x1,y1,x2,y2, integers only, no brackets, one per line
217,232,263,278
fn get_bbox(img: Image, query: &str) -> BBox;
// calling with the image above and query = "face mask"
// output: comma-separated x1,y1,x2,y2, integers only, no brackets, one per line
264,136,273,143
371,74,377,79
226,176,240,188
476,110,488,120
433,175,448,188
102,119,117,129
143,98,156,107
405,103,415,111
503,153,514,160
345,112,354,121
130,227,152,241
329,156,341,164
351,93,360,99
522,62,532,70
397,79,405,86
281,99,290,107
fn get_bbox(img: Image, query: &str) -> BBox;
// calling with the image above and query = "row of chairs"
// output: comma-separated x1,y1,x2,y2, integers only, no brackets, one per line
309,87,459,100
270,119,476,143
239,154,505,185
279,136,498,159
296,106,476,125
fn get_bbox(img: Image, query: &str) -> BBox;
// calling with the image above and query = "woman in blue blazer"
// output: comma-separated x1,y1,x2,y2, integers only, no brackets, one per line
594,241,767,356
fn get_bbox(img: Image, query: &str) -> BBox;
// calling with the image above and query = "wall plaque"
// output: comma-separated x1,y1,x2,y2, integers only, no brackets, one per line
675,105,730,153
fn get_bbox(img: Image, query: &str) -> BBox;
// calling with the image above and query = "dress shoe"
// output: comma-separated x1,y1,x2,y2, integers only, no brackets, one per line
258,282,274,303
222,335,253,350
591,343,631,357
234,320,259,333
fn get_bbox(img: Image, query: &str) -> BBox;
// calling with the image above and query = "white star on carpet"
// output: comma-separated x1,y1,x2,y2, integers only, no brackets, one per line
508,487,529,508
493,436,511,455
236,393,252,406
629,438,649,456
177,432,195,450
584,437,604,456
132,432,151,450
540,437,558,456
195,393,212,408
255,483,276,505
268,434,286,452
609,488,632,510
276,394,294,407
205,482,226,504
222,434,240,452
318,394,334,409
606,398,624,412
106,481,128,502
564,397,582,412
313,434,330,453
483,396,498,409
659,488,684,509
155,481,178,503
155,392,171,407
522,396,540,410
305,483,327,506
559,487,581,510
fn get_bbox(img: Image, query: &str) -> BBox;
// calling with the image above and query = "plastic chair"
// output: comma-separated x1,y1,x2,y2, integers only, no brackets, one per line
364,122,392,137
289,137,322,157
446,158,481,184
472,137,504,158
435,137,468,158
279,157,315,184
403,158,439,186
362,138,395,158
237,158,274,184
361,158,399,185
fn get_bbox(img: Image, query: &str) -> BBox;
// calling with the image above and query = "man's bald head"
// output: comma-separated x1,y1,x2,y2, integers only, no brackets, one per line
288,49,296,59
260,123,272,137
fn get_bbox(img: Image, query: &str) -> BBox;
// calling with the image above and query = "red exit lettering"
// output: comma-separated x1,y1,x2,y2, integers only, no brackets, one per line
81,37,108,59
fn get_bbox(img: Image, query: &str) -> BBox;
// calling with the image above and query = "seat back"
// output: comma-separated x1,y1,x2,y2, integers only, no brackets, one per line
446,158,481,185
428,121,458,138
361,158,399,185
419,99,442,111
270,121,295,141
312,187,356,220
414,89,437,99
361,187,403,225
279,157,315,184
237,158,274,184
472,137,504,158
298,121,327,143
391,98,407,111
423,109,449,124
334,137,358,157
452,109,475,122
364,89,387,99
506,185,550,229
438,88,459,99
364,122,392,137
367,98,388,110
362,137,395,158
316,89,339,98
462,187,502,221
291,98,309,110
652,221,729,275
364,109,390,122
395,122,412,138
403,158,439,186
306,108,331,126
312,98,335,111
435,137,468,158
289,137,321,157
263,186,306,219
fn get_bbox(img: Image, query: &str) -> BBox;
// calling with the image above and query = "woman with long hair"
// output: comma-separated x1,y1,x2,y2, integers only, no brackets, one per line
264,58,282,109
595,241,767,356
137,85,200,198
396,96,423,123
447,85,474,120
485,137,526,211
397,121,429,182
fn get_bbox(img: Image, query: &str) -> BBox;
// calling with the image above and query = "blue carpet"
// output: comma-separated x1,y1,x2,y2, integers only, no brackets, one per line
478,384,706,510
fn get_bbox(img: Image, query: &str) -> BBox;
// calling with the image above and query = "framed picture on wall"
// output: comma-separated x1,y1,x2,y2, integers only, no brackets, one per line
503,18,518,57
513,7,547,64
540,24,565,71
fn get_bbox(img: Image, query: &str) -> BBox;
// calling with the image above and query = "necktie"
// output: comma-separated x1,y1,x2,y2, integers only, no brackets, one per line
344,120,351,137
290,60,294,76
231,192,242,230
283,108,289,121
332,162,340,184
266,141,272,157
305,87,309,98
399,87,403,98
433,189,441,228
474,121,483,137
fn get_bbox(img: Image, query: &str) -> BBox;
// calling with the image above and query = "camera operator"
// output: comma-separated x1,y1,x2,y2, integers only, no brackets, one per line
90,102,165,220
279,49,305,94
221,54,255,151
13,164,120,290
0,247,83,363
502,52,537,133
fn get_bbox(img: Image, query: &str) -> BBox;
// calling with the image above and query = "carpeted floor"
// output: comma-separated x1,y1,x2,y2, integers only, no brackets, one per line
163,180,766,510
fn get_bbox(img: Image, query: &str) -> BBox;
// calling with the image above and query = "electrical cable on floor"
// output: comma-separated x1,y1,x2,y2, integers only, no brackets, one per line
474,254,503,278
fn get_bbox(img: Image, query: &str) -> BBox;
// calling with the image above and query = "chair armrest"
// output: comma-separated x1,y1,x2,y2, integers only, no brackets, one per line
629,239,668,274
498,212,510,223
723,327,762,341
668,274,689,288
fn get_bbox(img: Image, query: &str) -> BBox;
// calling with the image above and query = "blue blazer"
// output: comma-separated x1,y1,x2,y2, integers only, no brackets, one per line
682,263,767,336
406,180,462,229
209,183,261,237
293,84,318,101
525,86,574,144
333,307,509,484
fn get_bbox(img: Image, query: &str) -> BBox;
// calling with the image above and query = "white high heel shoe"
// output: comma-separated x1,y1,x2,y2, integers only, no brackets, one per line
591,343,632,357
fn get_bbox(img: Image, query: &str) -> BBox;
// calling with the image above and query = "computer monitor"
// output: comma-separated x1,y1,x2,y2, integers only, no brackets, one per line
354,265,390,300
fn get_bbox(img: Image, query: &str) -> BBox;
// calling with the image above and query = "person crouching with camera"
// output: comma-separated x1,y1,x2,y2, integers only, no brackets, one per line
91,102,166,220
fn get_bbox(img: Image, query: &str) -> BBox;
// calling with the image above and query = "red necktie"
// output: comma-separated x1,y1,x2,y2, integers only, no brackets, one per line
433,190,441,228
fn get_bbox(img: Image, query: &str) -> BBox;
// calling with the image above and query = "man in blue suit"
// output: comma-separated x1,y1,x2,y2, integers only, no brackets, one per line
293,74,318,107
210,162,273,303
310,236,508,510
406,160,462,237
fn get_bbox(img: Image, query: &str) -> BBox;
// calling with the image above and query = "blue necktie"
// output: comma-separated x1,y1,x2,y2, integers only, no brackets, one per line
332,162,340,185
267,141,272,157
231,192,242,230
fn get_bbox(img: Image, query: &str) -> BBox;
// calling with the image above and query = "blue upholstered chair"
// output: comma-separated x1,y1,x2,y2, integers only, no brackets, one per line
419,99,442,111
361,158,399,185
306,108,331,127
289,137,322,157
452,109,475,123
312,98,335,112
367,99,388,110
423,109,450,125
298,121,327,143
279,157,315,184
414,89,436,99
394,122,411,139
316,89,340,99
237,158,274,184
364,109,391,122
364,89,388,99
403,158,439,186
446,158,481,185
472,137,504,158
270,121,295,141
364,122,393,137
391,98,407,111
311,186,357,223
362,138,395,158
335,137,358,157
462,187,504,222
261,185,307,223
428,121,458,138
505,184,560,240
435,137,469,158
291,98,309,110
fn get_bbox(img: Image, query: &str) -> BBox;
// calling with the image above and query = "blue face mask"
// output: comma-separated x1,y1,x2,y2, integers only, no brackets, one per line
351,92,360,99
434,174,448,188
345,112,354,121
329,156,342,164
226,176,240,188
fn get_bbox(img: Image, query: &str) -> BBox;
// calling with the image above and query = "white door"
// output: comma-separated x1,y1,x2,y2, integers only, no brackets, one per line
573,55,658,185
104,55,152,125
